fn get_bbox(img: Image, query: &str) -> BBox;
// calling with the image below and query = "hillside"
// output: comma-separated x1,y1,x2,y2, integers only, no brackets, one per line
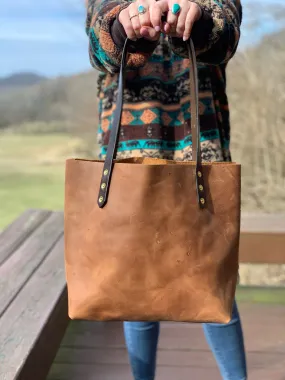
0,71,98,130
0,72,46,89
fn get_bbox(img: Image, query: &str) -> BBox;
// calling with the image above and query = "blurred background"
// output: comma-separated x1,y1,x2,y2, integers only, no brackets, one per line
0,0,285,228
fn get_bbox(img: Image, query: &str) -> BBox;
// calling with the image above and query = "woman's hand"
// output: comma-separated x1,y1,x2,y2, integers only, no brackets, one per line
118,0,161,41
118,0,202,42
149,0,202,41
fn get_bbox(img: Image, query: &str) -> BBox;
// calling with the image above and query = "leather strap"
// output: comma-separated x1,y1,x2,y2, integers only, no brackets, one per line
98,38,205,209
187,40,205,208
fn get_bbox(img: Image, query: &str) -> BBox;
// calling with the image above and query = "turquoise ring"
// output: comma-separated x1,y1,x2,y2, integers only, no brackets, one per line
138,5,147,14
171,3,181,15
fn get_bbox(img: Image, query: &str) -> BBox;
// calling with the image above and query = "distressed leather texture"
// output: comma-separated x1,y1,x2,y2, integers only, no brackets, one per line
64,40,240,324
64,158,241,323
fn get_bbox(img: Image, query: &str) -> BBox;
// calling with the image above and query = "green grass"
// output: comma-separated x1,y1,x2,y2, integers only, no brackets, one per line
236,286,285,305
0,133,86,229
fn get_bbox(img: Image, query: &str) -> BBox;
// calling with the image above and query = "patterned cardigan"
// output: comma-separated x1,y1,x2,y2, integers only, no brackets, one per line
86,0,242,162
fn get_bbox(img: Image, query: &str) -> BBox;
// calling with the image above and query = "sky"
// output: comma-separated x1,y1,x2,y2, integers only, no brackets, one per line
0,0,285,78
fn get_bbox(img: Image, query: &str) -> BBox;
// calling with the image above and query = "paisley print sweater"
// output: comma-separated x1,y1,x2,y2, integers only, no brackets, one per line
86,0,242,161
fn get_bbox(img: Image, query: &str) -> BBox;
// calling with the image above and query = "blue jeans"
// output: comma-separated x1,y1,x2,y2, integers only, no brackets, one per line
123,301,247,380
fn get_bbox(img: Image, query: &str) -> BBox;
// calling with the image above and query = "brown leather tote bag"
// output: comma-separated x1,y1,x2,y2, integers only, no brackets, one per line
64,39,240,323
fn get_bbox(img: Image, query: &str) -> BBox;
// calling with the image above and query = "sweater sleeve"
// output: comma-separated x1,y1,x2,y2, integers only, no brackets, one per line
170,0,242,65
86,0,154,73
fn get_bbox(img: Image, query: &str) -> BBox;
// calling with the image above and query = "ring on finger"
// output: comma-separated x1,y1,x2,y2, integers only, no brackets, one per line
138,5,147,14
171,3,181,15
130,14,139,20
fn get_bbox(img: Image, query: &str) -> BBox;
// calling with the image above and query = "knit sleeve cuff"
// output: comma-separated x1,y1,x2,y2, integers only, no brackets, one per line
170,5,213,58
171,0,241,65
98,4,156,70
111,15,159,53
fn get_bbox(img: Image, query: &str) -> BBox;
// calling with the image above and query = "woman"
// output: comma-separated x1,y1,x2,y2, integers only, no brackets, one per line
85,0,247,379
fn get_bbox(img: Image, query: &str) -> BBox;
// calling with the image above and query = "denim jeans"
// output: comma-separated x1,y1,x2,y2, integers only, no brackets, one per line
123,300,247,380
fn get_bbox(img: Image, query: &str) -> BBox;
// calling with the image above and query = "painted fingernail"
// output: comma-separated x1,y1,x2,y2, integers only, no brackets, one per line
141,28,148,37
155,26,161,32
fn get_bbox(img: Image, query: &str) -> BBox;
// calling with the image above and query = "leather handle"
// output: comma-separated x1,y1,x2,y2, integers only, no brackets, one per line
187,40,205,209
98,38,205,209
97,39,129,208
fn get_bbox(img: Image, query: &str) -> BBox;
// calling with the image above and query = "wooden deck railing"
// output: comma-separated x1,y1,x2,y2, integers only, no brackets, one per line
239,213,285,264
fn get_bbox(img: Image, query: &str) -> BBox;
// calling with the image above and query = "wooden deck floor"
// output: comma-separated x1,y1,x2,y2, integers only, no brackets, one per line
48,303,285,380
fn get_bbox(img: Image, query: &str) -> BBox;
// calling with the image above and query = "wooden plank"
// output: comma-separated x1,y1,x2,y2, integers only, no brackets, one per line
48,304,285,380
241,213,285,233
60,304,285,354
0,237,69,380
47,362,285,380
239,233,285,263
16,289,68,380
0,211,64,318
47,363,134,380
239,213,285,264
47,363,222,380
0,209,51,266
60,321,210,351
53,346,285,369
